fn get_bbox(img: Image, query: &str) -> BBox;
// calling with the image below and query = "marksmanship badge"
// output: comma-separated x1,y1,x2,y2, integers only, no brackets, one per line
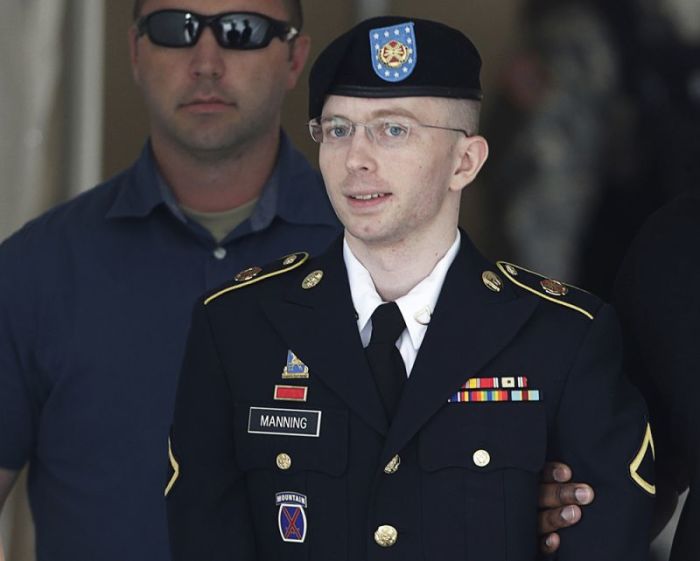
276,492,308,543
369,22,417,82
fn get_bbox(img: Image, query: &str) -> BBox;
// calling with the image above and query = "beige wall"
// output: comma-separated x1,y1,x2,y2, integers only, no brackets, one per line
103,3,148,181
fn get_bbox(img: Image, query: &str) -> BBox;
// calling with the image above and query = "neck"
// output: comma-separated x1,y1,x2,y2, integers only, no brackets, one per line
347,228,458,301
150,128,281,213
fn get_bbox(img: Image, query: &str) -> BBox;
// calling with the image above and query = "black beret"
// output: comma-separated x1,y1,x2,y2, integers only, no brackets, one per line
308,16,482,119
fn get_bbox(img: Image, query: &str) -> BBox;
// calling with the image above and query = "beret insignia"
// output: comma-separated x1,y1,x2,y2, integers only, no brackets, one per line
370,22,416,82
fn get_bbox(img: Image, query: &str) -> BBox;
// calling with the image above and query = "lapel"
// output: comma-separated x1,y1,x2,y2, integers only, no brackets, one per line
380,231,539,463
260,238,389,436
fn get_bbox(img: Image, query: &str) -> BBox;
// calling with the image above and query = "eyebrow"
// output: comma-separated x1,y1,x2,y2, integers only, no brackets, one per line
321,107,420,121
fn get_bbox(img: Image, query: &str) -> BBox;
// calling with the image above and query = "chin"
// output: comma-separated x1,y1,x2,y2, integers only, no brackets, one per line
346,226,397,247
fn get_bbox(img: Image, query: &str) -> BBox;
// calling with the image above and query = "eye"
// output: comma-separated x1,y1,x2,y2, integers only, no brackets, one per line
382,122,409,138
323,120,353,139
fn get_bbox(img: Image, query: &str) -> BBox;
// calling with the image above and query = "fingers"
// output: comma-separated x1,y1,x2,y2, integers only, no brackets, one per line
539,504,581,534
541,461,572,483
538,462,594,554
539,482,595,508
540,532,560,555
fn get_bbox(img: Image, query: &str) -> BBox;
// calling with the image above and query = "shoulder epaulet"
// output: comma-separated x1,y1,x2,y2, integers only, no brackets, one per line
204,252,309,305
496,261,596,320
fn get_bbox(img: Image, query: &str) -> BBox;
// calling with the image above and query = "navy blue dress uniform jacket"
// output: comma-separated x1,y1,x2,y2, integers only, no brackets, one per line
167,232,654,561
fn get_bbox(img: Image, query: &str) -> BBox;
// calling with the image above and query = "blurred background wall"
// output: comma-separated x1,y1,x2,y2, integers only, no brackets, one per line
3,0,697,559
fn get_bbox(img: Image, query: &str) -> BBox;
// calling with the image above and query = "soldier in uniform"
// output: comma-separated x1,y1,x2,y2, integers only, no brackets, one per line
166,16,654,560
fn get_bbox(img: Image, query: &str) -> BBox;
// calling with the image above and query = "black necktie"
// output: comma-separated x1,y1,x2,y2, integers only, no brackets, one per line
365,302,407,420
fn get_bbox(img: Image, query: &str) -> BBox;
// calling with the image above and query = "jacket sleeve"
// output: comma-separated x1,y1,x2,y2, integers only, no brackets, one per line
167,302,256,561
614,215,693,494
551,303,654,560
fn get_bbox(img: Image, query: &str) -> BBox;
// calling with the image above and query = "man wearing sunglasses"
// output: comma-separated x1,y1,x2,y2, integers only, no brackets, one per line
167,15,654,561
0,1,340,561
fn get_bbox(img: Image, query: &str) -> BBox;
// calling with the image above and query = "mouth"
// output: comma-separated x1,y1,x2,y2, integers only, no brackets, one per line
348,193,389,201
187,96,228,104
180,97,235,112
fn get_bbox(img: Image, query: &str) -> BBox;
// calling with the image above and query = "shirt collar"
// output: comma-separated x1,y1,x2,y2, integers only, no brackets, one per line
106,132,339,230
344,232,461,350
106,141,164,219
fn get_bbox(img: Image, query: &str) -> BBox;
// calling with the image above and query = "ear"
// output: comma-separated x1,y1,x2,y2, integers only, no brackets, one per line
128,26,142,84
449,135,489,193
285,34,311,90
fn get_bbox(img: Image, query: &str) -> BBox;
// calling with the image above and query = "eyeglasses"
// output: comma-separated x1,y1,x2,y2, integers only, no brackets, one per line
308,116,469,148
136,10,299,50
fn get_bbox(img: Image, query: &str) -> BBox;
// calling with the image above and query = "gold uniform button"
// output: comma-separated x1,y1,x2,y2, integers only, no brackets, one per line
302,270,324,289
473,449,491,468
374,525,398,547
276,453,292,470
383,454,401,474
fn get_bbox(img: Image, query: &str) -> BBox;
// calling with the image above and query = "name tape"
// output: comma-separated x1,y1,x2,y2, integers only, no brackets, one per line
248,407,322,437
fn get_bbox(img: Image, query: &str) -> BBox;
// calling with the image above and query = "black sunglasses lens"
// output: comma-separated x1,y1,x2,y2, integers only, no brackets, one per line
142,11,289,50
147,12,201,47
215,14,276,49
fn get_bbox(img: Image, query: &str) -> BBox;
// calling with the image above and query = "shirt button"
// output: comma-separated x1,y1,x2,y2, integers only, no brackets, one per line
413,306,432,325
213,247,227,260
374,525,398,547
473,449,491,468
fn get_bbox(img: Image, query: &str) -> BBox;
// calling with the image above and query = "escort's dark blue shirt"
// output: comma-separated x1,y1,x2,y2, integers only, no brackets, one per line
0,133,340,561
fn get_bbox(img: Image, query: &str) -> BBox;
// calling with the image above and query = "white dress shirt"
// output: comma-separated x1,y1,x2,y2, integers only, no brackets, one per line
343,233,460,376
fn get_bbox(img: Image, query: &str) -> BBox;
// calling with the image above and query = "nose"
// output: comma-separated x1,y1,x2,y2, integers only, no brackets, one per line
189,28,225,80
344,126,377,174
